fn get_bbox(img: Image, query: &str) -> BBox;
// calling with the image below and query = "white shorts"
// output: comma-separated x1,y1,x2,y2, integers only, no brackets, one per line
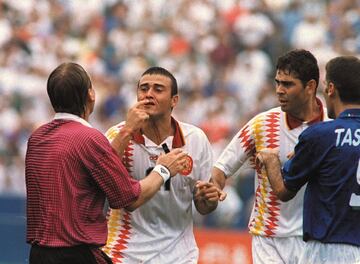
299,241,360,264
252,235,305,264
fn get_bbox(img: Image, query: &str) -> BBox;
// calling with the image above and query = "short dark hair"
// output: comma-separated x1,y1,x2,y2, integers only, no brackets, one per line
276,49,319,89
140,66,178,96
47,62,92,116
326,56,360,104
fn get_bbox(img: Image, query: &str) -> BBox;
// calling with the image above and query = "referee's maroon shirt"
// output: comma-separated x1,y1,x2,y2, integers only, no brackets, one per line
25,119,140,247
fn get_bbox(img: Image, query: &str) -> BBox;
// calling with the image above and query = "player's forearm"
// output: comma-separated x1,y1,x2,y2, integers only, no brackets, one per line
210,167,226,190
110,127,133,158
126,150,186,211
262,153,296,201
126,171,164,211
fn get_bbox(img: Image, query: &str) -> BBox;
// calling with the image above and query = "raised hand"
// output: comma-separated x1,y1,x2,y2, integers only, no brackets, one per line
123,100,150,133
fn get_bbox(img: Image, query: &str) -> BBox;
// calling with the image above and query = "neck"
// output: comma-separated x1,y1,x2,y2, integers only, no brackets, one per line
334,102,360,118
142,115,174,145
81,112,89,121
82,99,94,121
292,98,320,122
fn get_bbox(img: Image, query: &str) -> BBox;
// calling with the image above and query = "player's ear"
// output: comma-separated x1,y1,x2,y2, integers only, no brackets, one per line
326,82,336,97
171,95,179,109
305,79,317,95
88,87,95,102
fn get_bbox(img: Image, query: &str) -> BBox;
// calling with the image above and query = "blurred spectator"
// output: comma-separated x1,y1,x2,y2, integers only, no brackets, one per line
290,3,327,50
228,44,272,111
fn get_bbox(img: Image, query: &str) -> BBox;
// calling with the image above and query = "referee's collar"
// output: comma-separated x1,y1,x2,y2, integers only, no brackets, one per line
132,117,185,147
53,113,92,128
286,98,324,130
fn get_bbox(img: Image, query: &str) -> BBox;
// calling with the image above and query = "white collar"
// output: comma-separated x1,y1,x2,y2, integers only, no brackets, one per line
53,113,92,128
143,135,174,148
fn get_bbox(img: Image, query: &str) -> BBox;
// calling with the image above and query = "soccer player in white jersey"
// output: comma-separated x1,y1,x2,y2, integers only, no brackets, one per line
102,66,222,264
211,49,330,263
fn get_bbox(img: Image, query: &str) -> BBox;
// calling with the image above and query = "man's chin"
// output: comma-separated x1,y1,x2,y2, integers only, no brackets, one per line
280,105,289,112
147,113,161,121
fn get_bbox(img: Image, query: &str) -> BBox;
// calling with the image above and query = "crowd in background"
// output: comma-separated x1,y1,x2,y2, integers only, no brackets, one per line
0,0,359,229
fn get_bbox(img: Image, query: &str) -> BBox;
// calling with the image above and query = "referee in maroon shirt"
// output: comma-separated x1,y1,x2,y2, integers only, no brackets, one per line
25,62,187,264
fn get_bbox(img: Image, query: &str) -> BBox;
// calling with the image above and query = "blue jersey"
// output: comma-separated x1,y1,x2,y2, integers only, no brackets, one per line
282,109,360,246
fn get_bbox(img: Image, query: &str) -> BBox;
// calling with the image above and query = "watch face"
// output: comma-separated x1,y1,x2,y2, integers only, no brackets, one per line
180,155,193,176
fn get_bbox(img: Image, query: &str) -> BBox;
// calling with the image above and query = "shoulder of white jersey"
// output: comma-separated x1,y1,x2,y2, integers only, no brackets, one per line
262,106,282,115
246,106,282,123
105,121,126,141
177,121,208,139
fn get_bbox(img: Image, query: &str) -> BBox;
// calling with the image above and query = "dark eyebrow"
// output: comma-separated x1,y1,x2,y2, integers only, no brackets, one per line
274,79,294,86
139,83,165,89
154,84,165,88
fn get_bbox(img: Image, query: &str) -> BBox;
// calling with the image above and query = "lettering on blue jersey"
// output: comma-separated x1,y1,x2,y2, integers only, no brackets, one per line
335,128,360,147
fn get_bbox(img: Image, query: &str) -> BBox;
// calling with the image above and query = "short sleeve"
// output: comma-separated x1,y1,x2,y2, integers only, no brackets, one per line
215,119,255,177
83,131,140,209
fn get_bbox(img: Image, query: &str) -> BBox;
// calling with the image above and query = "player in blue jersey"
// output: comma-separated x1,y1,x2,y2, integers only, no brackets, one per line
257,55,360,264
